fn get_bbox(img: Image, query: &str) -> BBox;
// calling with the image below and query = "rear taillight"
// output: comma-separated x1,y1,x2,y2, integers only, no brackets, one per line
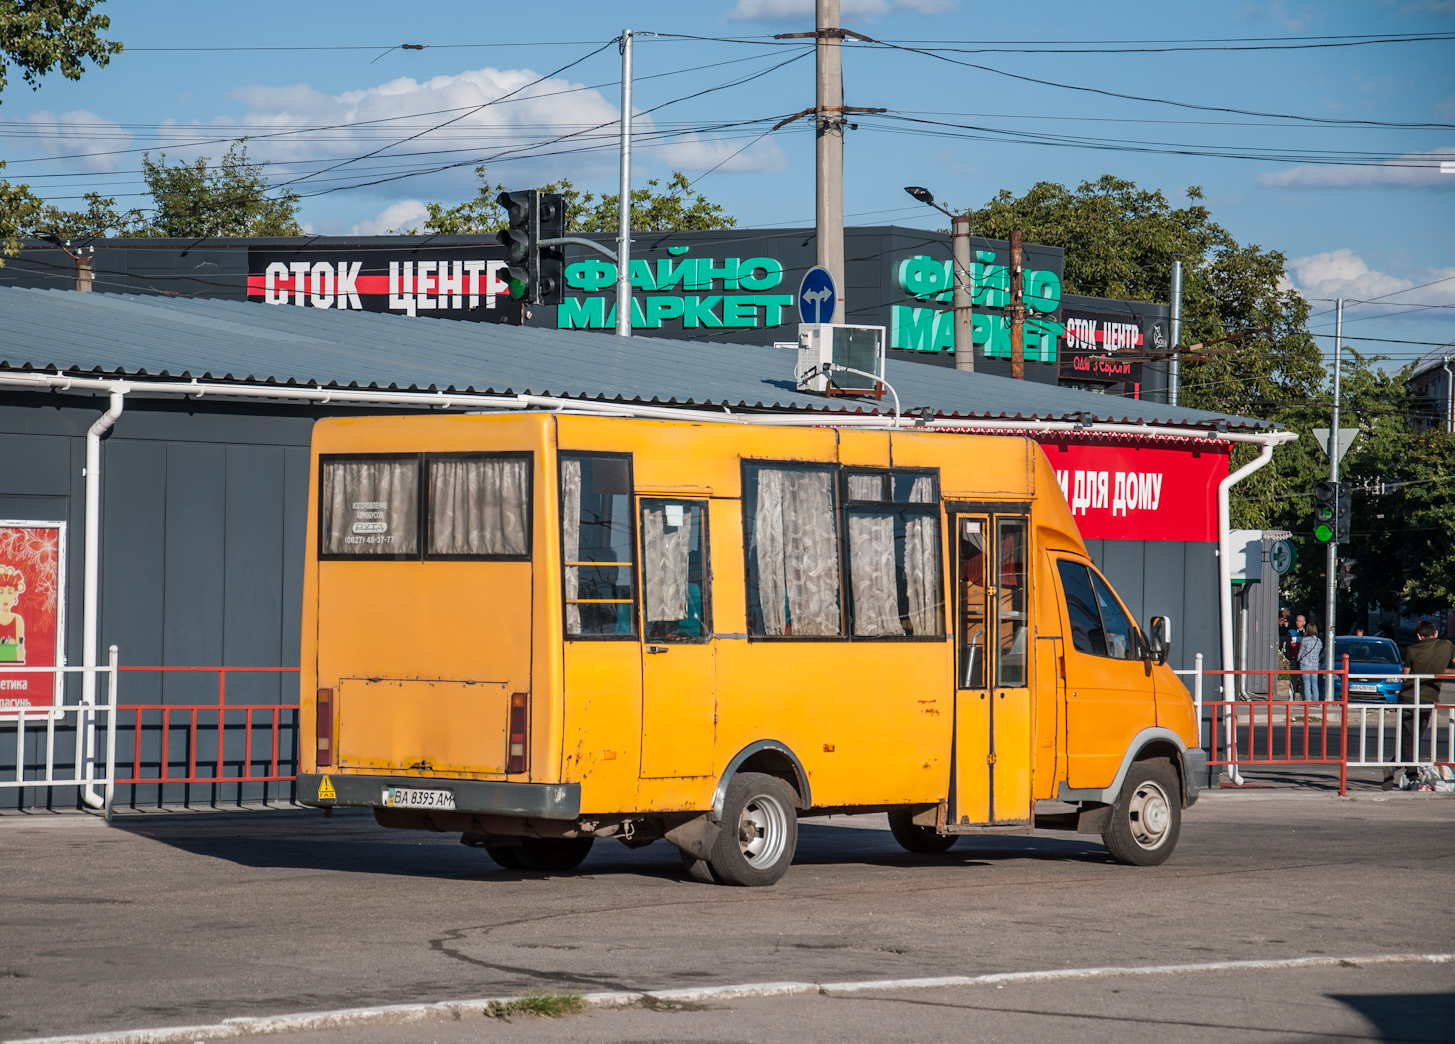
508,692,528,773
316,687,334,768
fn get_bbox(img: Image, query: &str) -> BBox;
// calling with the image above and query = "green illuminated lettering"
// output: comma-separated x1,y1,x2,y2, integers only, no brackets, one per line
757,294,795,326
630,258,657,292
558,296,607,329
891,305,938,351
565,259,616,292
1025,269,1061,314
703,257,741,290
643,295,684,327
655,257,692,290
604,297,649,330
975,312,1011,357
738,257,784,291
722,295,758,327
681,295,723,327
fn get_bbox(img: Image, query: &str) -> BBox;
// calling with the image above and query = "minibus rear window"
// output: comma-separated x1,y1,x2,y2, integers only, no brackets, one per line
561,453,637,638
744,464,841,637
319,456,419,558
426,455,530,559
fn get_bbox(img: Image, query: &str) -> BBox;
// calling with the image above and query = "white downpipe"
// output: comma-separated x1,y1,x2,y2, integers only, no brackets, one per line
1217,439,1280,786
80,387,125,809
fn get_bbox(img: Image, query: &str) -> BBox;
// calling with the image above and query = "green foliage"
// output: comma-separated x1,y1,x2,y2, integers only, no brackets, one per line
972,174,1452,618
426,166,736,235
484,992,587,1020
0,0,122,259
0,0,121,96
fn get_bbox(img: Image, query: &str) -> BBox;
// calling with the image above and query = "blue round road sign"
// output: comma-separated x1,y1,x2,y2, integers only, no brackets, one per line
798,266,838,324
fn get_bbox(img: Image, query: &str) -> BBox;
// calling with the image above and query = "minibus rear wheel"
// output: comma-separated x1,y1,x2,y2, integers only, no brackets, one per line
1102,759,1181,867
887,809,959,854
516,836,596,872
708,772,799,887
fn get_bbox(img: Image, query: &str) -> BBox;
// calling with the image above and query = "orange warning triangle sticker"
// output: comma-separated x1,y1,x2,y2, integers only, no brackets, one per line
318,776,336,800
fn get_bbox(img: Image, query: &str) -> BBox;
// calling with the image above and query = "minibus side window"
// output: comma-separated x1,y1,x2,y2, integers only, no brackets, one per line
561,454,637,638
426,455,530,558
319,456,419,558
743,464,841,637
640,499,709,641
843,470,943,638
1056,559,1141,661
1088,570,1140,660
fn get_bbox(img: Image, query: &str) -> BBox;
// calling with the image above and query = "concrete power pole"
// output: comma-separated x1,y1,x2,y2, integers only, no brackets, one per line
952,214,974,371
615,29,634,338
1168,259,1182,406
1009,229,1025,380
1324,298,1343,674
816,0,845,323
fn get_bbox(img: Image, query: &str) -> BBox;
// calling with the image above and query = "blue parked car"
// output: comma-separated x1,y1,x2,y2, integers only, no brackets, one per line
1329,636,1403,702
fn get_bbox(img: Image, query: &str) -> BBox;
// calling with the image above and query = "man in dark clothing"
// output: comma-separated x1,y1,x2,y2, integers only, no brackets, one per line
1383,620,1455,789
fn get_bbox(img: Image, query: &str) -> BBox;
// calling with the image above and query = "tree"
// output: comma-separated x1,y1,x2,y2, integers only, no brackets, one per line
0,0,122,259
969,175,1454,619
425,166,735,235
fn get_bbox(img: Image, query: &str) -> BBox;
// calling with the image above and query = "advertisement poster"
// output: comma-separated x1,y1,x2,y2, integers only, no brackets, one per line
0,521,65,715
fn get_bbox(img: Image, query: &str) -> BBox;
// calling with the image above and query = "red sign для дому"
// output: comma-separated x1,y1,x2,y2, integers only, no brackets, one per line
1038,440,1229,542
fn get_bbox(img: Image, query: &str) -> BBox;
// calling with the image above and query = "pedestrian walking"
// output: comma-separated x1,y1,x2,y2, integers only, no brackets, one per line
1288,613,1307,699
1296,623,1323,701
1383,621,1455,790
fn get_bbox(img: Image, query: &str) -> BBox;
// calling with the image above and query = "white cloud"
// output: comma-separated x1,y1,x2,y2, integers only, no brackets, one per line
727,0,955,21
22,109,131,172
1258,150,1455,191
349,199,429,235
658,132,784,175
227,66,627,199
1286,248,1455,308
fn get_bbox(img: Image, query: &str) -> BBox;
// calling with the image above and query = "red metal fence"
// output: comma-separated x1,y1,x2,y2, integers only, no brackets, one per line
115,665,300,804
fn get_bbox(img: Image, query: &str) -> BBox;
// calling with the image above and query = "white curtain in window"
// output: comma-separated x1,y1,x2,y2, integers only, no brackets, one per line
754,468,839,636
429,458,528,556
642,506,691,623
903,475,941,636
847,473,885,501
849,511,903,636
322,459,418,555
561,458,582,635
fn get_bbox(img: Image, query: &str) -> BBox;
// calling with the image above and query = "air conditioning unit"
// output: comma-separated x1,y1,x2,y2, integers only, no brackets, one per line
795,323,887,395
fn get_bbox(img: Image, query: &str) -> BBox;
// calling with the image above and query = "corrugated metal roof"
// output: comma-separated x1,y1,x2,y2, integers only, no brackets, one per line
0,286,1273,430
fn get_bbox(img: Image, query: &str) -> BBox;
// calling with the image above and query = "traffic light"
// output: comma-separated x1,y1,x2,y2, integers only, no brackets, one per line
1313,480,1338,542
1335,480,1352,542
495,189,566,305
1312,480,1353,543
1338,559,1355,591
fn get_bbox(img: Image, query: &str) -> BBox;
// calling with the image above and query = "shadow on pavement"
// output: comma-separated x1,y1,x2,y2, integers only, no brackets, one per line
1330,991,1455,1043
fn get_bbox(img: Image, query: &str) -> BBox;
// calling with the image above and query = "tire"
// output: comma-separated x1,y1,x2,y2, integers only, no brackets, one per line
1101,759,1182,866
484,845,524,870
680,850,720,884
515,835,595,872
887,808,959,854
706,772,799,887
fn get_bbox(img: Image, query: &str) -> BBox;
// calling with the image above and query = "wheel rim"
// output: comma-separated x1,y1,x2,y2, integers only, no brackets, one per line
1127,779,1172,850
736,791,789,869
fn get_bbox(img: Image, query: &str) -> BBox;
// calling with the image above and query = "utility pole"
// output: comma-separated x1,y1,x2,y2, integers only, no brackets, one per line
1324,298,1343,674
1168,259,1183,406
1009,229,1024,380
816,0,845,323
615,29,633,338
952,213,974,371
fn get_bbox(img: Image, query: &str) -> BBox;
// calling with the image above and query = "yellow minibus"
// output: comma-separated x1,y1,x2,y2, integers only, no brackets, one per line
298,412,1204,885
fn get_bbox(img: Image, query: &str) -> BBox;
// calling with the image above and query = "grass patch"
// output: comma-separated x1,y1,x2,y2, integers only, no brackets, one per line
1339,960,1361,968
485,991,588,1020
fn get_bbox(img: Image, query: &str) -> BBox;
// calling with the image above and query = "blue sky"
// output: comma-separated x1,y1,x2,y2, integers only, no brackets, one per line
3,0,1452,368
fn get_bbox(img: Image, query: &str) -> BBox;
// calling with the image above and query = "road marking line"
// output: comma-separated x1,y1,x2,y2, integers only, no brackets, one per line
12,953,1452,1044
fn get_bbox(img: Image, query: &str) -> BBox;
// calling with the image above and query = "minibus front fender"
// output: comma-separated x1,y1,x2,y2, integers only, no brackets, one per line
712,740,812,821
1056,727,1200,808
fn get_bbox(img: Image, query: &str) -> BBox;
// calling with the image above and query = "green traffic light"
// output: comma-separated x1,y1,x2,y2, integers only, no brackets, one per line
505,273,527,300
1315,522,1335,542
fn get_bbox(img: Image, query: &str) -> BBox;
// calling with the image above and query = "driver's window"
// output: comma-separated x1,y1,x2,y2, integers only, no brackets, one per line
1089,570,1139,661
640,499,710,641
1057,559,1141,661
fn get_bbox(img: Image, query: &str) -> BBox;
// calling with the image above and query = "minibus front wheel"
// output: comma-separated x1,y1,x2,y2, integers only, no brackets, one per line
707,772,799,886
1102,759,1182,867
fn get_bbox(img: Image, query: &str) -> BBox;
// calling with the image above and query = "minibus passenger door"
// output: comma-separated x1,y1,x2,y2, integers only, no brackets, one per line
952,510,1034,826
637,498,716,778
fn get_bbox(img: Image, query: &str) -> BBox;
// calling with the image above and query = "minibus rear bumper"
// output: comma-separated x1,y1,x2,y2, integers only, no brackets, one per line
297,772,581,820
1181,748,1207,806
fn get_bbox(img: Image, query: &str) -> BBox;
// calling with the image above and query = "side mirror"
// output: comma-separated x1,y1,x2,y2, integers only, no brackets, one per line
1148,615,1172,666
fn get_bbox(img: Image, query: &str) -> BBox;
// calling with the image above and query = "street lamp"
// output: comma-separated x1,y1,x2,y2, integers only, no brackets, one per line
902,186,974,372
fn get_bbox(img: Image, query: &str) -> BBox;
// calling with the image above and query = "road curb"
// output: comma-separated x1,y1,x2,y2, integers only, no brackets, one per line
9,953,1451,1044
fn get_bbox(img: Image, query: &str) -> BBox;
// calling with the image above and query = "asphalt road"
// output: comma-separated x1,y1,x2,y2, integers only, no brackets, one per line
1,793,1452,1043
